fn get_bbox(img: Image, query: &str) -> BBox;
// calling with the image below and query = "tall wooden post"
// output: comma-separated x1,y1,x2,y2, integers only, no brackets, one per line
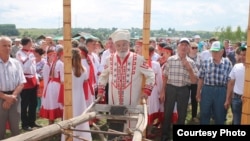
242,0,250,124
63,0,73,140
141,0,151,139
142,0,151,61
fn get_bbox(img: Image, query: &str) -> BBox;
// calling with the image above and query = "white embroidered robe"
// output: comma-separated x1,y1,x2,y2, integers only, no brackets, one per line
98,52,155,106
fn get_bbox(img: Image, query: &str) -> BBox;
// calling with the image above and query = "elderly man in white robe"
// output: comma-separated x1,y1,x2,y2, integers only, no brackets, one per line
97,29,155,140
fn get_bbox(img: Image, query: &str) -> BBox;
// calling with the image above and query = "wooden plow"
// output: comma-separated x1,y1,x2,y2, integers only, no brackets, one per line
3,98,151,141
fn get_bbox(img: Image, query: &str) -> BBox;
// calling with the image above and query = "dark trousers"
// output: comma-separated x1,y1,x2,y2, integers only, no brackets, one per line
105,83,109,104
161,84,189,141
20,87,38,128
189,84,198,118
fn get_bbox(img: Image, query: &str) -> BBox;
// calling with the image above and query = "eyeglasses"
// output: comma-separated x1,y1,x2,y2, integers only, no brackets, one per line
192,47,198,50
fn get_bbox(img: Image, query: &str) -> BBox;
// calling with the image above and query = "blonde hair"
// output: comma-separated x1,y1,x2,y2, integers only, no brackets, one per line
190,42,198,48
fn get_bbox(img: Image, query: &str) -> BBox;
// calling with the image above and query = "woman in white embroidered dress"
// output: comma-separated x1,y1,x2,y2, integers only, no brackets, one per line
79,46,95,107
40,48,64,125
71,48,92,141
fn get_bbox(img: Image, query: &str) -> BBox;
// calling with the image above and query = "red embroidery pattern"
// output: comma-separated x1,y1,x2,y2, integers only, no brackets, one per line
111,53,137,105
140,61,149,69
132,54,137,74
118,90,124,105
110,54,114,75
116,61,127,105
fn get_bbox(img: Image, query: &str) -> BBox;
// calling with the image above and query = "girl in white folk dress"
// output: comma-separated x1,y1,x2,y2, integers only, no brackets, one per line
79,46,95,107
146,47,163,137
71,48,92,141
40,48,64,125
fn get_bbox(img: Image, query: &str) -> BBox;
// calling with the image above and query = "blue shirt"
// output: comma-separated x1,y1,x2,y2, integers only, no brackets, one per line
199,57,232,86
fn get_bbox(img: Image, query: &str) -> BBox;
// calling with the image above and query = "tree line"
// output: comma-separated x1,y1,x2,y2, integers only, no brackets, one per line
0,24,19,36
0,24,247,43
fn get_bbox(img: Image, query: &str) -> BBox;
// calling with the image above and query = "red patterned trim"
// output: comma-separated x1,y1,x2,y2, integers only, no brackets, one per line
98,85,105,95
143,88,152,96
116,52,130,65
140,61,150,69
39,107,63,120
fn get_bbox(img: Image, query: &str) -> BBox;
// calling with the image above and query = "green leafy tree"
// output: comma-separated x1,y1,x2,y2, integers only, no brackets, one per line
0,24,19,36
235,26,243,41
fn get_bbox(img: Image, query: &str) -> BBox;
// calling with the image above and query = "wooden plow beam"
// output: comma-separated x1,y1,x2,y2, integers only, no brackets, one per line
90,98,149,141
3,98,150,141
3,98,100,141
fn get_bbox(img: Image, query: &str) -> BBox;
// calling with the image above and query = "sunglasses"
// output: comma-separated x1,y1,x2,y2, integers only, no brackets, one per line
192,47,198,50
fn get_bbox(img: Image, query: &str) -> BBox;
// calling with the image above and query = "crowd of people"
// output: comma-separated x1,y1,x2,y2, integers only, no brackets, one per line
0,30,247,141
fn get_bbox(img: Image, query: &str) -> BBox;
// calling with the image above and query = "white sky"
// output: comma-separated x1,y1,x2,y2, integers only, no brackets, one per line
0,0,249,31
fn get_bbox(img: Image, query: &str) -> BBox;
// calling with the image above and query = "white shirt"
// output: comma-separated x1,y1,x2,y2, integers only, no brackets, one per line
151,52,161,61
229,63,245,95
100,49,112,72
0,57,26,91
200,50,212,62
16,50,37,77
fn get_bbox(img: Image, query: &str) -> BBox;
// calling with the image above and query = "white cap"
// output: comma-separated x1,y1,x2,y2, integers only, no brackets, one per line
179,37,190,45
194,35,200,39
15,38,21,42
110,29,130,43
210,41,222,52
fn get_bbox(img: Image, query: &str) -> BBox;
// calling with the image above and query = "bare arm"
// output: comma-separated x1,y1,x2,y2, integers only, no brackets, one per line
196,78,204,102
12,83,24,97
0,83,24,102
160,76,168,103
1,83,24,110
224,79,235,109
187,68,198,84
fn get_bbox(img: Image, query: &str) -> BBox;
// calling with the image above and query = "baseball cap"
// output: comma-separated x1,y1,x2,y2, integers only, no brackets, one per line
240,45,247,51
179,38,190,45
210,41,223,52
194,35,200,39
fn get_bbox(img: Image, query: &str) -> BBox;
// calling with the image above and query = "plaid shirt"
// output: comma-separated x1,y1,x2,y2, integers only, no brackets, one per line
163,55,198,87
199,57,232,86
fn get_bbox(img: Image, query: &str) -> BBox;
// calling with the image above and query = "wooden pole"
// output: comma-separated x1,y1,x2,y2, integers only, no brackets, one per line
142,0,151,62
141,0,151,140
241,0,250,124
63,0,73,140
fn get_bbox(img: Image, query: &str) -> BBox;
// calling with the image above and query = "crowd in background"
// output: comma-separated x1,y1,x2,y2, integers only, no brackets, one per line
0,32,247,141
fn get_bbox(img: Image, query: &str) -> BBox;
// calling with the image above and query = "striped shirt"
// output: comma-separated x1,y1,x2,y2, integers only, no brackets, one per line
163,55,198,87
0,57,26,91
199,57,232,86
